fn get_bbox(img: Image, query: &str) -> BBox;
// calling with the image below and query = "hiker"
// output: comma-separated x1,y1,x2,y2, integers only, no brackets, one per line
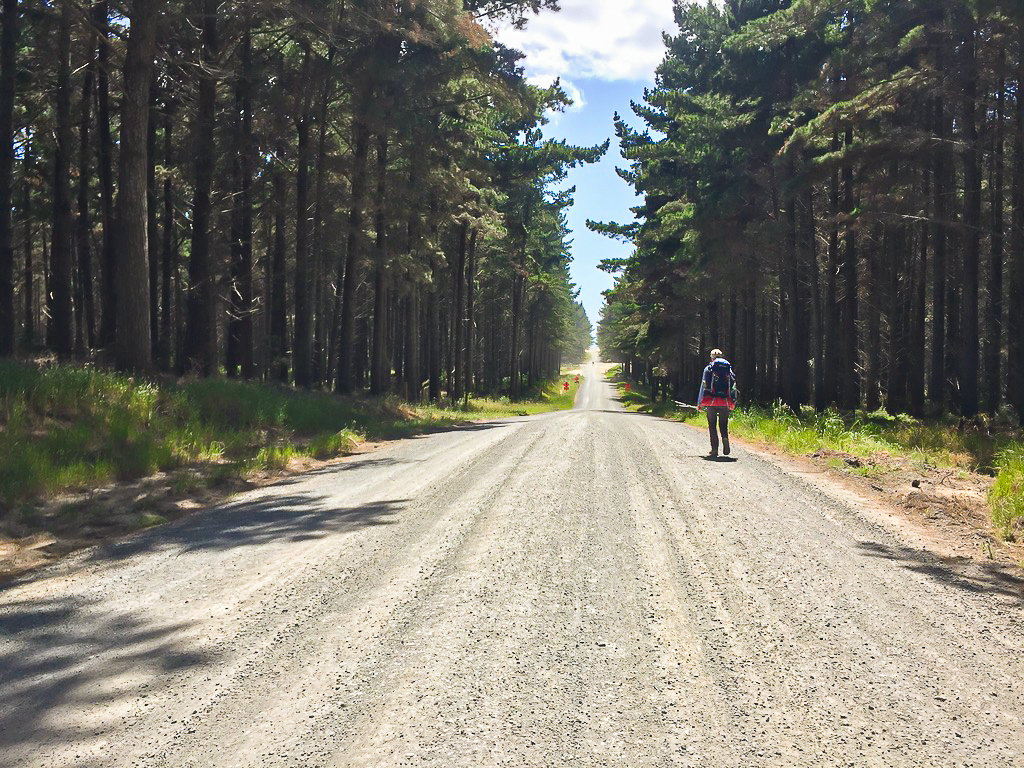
697,348,736,458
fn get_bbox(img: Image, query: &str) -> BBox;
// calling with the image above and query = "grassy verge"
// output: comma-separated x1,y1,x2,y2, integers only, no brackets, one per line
991,444,1024,541
0,359,581,510
608,366,1024,540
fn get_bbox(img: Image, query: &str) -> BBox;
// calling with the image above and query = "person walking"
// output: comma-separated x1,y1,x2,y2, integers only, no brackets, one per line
697,348,736,458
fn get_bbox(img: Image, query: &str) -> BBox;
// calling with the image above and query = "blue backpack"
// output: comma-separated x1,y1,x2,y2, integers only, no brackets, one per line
709,359,734,399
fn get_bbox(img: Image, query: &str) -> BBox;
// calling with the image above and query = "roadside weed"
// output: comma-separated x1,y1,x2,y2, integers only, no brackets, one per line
989,442,1024,541
135,512,169,530
308,430,361,460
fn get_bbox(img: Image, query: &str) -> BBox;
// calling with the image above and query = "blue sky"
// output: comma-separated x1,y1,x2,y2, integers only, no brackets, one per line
493,0,679,334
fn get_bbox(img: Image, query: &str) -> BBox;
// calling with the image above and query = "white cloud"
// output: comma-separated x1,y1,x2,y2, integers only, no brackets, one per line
493,0,677,82
529,75,586,112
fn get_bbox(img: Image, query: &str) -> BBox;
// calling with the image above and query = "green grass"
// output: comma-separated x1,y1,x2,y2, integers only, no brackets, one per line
718,403,1014,472
0,359,583,509
990,442,1024,541
411,376,582,422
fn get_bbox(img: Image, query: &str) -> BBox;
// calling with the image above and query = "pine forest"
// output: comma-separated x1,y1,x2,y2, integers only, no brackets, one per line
594,0,1024,420
3,0,1023,420
0,0,601,402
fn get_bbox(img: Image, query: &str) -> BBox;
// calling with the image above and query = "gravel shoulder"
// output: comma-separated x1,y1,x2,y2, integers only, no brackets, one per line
1,364,1023,767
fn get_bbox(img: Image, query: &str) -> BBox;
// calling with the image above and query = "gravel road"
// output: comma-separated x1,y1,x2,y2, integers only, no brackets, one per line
2,361,1023,767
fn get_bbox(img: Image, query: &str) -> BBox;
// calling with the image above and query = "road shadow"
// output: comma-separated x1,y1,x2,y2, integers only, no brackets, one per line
0,593,218,757
405,419,524,436
276,456,408,479
0,490,409,753
90,494,407,563
701,455,739,462
855,540,1024,605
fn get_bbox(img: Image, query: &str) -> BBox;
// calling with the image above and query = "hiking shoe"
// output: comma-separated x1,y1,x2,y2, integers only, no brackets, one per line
723,441,730,456
709,448,718,458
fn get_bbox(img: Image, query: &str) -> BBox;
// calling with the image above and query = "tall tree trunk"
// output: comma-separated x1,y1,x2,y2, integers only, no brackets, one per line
488,294,500,392
0,0,17,355
781,163,808,411
270,145,290,382
21,143,32,347
50,0,75,357
337,98,371,394
509,199,532,401
452,220,467,404
765,298,778,402
959,19,981,418
181,0,218,376
946,237,962,407
840,126,859,409
930,95,948,409
43,232,51,348
510,270,524,400
909,167,928,417
312,47,335,386
147,80,160,359
326,234,345,387
160,102,175,370
466,227,477,394
805,187,823,411
238,67,255,381
390,284,401,389
743,278,756,403
269,144,289,383
404,281,420,402
822,129,840,407
886,212,909,415
984,44,1005,413
525,305,536,390
1009,27,1024,419
293,48,314,388
780,191,797,410
793,202,810,406
113,0,161,372
370,130,389,396
865,228,881,412
356,313,369,390
94,0,116,348
76,30,98,352
427,252,441,402
227,25,254,379
402,169,422,401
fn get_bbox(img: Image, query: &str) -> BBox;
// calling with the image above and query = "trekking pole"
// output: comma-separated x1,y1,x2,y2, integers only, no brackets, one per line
673,400,699,412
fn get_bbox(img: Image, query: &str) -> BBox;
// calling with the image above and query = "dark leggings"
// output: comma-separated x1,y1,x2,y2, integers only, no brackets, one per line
705,405,730,450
